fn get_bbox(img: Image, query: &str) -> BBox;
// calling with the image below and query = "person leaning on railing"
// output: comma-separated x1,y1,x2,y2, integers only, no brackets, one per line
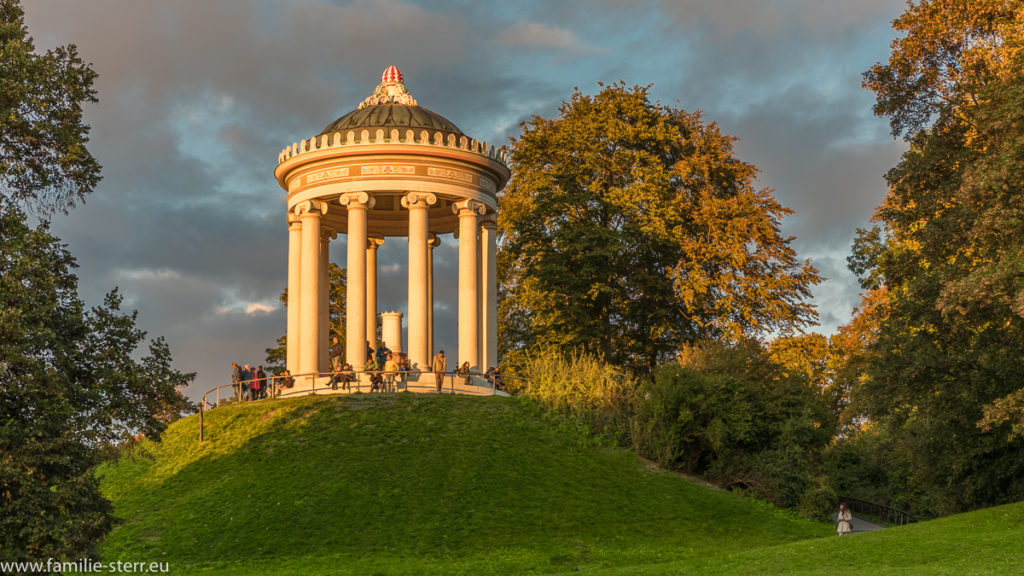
230,362,242,401
340,364,354,391
278,369,295,396
329,364,343,391
384,354,399,393
329,363,355,392
457,361,471,388
369,368,384,392
398,352,409,391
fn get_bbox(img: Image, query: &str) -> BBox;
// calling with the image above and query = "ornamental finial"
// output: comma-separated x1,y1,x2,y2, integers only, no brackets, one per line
359,65,418,109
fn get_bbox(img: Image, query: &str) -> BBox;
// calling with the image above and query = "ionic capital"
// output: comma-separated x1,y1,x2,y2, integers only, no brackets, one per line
339,191,375,209
428,233,442,249
287,212,302,229
452,199,487,216
401,192,437,209
367,237,385,250
321,228,337,241
294,199,329,217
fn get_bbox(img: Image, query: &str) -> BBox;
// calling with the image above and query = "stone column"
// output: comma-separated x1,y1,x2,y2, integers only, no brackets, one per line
402,192,435,370
365,237,385,349
286,213,302,374
479,217,498,372
340,192,373,372
454,199,486,371
297,200,327,380
318,231,332,373
381,311,404,354
477,228,483,369
427,234,441,357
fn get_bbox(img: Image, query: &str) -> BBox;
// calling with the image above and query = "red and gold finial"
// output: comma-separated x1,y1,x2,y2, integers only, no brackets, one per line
360,66,417,109
381,65,403,85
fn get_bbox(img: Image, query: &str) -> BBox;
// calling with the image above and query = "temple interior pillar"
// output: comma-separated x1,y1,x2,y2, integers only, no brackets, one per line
382,311,404,355
427,234,440,358
366,237,384,350
318,232,330,373
480,218,498,372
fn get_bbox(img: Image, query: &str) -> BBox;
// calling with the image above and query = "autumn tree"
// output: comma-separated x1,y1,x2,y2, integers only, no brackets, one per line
855,0,1024,514
499,83,820,374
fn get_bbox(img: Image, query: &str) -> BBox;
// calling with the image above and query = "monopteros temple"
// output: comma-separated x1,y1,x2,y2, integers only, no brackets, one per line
274,66,510,383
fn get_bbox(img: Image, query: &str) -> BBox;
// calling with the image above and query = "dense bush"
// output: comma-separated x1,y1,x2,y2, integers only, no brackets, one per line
630,341,835,513
510,341,838,518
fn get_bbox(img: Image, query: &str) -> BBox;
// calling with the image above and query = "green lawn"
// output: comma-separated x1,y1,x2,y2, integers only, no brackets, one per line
97,394,1023,575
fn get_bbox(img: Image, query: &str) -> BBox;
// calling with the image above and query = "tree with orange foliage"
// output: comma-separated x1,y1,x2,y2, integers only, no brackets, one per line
855,0,1024,515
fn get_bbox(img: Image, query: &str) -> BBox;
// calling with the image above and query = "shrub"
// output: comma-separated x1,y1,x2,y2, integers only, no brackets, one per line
630,340,835,516
511,347,637,443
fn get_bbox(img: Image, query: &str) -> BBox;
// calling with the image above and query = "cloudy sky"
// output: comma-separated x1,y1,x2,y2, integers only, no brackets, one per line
24,0,907,399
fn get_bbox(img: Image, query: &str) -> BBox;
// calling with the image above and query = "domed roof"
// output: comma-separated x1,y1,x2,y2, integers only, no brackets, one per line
320,104,463,136
319,66,464,137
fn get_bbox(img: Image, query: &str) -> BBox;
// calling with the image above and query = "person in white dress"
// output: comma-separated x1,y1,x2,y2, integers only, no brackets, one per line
837,503,853,535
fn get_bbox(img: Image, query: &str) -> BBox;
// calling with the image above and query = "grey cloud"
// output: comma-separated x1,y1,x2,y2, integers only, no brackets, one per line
656,0,902,44
496,22,608,55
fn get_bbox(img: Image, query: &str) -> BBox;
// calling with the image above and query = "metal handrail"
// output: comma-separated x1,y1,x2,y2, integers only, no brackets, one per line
198,368,498,441
840,496,915,526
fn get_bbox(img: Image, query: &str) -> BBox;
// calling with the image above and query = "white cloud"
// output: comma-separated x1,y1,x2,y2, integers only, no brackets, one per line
497,22,607,55
246,302,276,315
115,268,183,282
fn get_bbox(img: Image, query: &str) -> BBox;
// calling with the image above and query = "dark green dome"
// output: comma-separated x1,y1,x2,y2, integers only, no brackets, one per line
319,103,464,137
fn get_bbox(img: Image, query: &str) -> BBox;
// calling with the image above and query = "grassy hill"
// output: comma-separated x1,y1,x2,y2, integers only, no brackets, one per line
98,394,830,574
599,501,1024,575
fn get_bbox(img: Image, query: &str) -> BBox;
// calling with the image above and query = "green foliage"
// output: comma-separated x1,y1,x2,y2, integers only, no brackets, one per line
510,347,637,442
0,0,100,216
499,82,820,375
852,0,1024,515
97,395,829,574
631,341,834,513
0,206,194,562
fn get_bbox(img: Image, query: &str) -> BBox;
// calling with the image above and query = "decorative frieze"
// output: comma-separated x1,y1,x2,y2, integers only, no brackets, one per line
427,167,474,184
361,165,416,176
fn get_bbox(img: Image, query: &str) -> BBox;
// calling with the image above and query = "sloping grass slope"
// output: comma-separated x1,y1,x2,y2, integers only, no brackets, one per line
99,394,830,574
587,501,1024,575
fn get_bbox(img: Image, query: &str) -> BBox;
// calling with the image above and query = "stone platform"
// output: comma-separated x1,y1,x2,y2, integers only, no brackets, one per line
275,372,505,398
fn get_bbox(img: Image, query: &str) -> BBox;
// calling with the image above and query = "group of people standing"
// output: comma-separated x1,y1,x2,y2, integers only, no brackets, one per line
229,362,294,402
230,338,502,398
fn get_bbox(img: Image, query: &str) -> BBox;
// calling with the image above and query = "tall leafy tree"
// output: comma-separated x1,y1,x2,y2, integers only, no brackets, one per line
0,0,100,215
1,208,194,562
1,0,193,561
854,0,1024,515
499,83,820,374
